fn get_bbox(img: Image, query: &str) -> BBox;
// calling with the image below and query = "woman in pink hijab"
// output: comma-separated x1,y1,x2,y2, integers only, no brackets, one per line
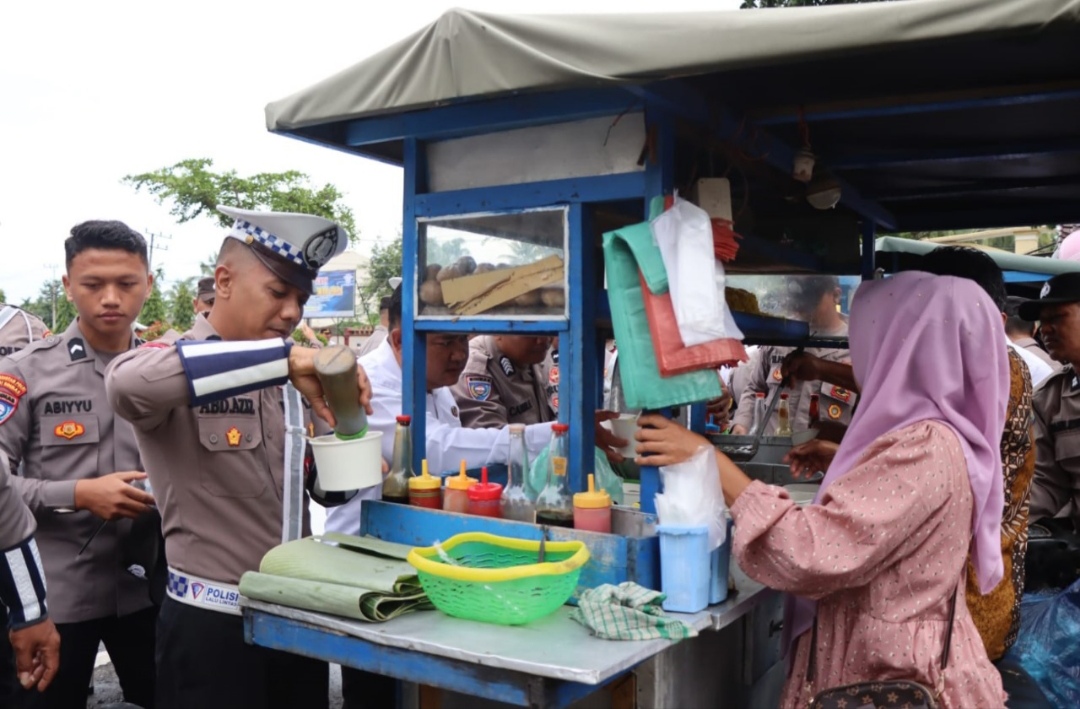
636,271,1008,709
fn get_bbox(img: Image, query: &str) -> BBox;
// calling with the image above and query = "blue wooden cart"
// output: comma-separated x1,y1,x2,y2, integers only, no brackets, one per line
244,2,1080,706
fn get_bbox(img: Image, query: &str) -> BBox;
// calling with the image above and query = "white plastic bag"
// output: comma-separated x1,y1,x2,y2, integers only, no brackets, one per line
655,445,727,549
650,194,743,346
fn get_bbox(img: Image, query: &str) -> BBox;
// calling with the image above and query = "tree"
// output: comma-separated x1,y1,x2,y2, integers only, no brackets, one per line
741,0,888,7
360,234,404,324
139,270,169,326
168,279,197,332
198,251,219,276
0,288,5,304
21,281,76,332
123,158,358,245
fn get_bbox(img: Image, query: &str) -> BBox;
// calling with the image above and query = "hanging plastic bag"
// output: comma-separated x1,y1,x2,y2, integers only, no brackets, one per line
1004,577,1080,706
527,443,624,505
650,194,743,346
655,445,727,549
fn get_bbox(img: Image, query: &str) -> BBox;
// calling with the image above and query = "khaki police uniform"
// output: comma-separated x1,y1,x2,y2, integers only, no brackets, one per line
1030,365,1080,527
452,336,557,428
0,319,156,708
106,205,348,709
0,305,49,360
732,325,854,433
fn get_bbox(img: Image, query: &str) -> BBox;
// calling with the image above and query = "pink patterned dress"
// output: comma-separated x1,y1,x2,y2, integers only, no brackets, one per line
731,421,1006,709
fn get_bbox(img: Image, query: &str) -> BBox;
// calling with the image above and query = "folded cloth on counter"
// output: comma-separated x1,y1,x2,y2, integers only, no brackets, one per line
570,582,698,641
238,533,434,622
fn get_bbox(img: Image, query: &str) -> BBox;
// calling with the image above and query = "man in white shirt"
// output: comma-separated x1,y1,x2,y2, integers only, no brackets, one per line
325,287,556,537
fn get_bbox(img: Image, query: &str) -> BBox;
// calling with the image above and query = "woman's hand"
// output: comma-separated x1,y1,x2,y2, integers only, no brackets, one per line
633,414,710,467
783,439,839,479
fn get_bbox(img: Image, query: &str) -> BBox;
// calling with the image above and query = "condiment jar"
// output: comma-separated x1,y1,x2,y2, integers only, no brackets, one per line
408,460,442,509
573,474,612,533
467,467,503,518
443,460,477,514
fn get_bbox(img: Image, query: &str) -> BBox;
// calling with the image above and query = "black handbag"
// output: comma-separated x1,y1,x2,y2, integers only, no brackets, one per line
806,588,958,709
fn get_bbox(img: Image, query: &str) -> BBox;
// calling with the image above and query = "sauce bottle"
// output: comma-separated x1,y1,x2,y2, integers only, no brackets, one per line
382,415,413,504
775,393,793,436
467,467,503,518
573,474,612,533
535,424,574,528
501,424,536,522
408,460,441,509
443,460,477,514
749,392,766,435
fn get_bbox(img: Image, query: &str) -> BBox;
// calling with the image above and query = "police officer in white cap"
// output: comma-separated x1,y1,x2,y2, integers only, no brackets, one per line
106,207,374,709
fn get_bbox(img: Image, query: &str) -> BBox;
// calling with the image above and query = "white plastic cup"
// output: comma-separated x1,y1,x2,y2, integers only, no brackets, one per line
609,414,640,458
308,430,384,491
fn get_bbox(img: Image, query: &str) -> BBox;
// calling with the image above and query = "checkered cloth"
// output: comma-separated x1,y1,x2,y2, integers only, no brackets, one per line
570,582,698,641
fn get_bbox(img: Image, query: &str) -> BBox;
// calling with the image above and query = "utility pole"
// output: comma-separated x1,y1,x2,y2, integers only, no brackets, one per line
43,263,58,330
146,230,171,271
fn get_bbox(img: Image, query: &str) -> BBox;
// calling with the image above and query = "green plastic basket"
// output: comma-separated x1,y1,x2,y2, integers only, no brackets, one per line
407,532,590,625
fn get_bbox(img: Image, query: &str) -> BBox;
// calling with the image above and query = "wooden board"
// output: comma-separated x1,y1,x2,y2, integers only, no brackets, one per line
440,255,564,315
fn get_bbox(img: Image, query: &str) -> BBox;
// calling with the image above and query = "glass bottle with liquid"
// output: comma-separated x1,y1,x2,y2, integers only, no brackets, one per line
381,415,413,504
501,424,536,522
775,393,793,436
749,392,767,435
535,423,574,528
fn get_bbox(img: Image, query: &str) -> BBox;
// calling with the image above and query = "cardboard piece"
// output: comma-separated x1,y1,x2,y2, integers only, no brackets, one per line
442,255,565,315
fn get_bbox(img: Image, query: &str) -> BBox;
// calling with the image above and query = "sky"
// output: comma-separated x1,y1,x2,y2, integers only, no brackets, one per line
0,0,744,303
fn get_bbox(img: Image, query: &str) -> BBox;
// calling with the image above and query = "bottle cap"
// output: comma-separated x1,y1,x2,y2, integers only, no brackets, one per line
780,393,790,400
552,423,570,433
395,415,412,425
446,460,478,490
408,459,441,491
508,423,525,434
574,474,612,510
468,467,503,501
756,392,766,398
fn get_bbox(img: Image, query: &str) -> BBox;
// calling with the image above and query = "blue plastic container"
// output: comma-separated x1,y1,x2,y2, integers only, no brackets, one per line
657,525,711,613
709,520,734,604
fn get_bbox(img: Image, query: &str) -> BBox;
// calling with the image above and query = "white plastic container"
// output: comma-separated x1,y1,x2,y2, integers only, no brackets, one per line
308,431,384,491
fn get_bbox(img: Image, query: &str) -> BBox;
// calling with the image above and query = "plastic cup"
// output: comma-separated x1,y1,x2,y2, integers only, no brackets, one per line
609,414,639,458
308,431,384,491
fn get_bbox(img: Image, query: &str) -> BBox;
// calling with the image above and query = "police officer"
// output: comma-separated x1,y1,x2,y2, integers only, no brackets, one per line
0,305,49,360
106,207,372,709
0,449,60,696
452,335,558,428
0,221,158,709
732,276,853,434
1020,272,1080,529
192,276,215,315
0,303,50,701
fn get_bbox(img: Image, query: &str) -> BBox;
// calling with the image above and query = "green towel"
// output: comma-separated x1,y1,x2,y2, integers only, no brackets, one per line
570,582,698,641
238,533,434,622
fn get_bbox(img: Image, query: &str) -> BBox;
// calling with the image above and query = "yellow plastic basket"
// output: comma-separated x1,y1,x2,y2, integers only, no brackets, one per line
407,532,590,625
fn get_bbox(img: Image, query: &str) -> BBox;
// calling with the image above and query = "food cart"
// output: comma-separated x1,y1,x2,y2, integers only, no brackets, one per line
242,1,1080,706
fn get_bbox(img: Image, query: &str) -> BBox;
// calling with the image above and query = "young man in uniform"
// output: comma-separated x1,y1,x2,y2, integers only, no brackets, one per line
1020,272,1080,529
106,207,373,709
192,276,215,315
452,335,559,428
731,276,852,435
0,221,158,709
1005,295,1060,374
0,449,61,696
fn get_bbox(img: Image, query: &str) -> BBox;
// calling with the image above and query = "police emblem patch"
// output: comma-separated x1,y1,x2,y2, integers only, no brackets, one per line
549,365,560,385
226,427,242,447
0,374,27,426
772,368,783,382
1041,281,1052,299
303,227,339,269
451,406,459,418
54,420,85,440
466,376,493,401
827,403,843,420
190,582,205,599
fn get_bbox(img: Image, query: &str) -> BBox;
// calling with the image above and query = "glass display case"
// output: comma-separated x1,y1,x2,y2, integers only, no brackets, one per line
416,208,568,320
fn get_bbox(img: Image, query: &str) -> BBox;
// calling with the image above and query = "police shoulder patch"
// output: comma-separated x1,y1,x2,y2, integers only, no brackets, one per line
466,375,493,401
0,373,28,426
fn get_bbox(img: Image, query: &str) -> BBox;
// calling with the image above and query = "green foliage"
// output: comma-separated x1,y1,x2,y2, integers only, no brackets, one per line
361,234,404,323
123,158,358,244
169,279,197,332
139,271,170,326
18,281,77,332
0,288,6,304
426,237,469,267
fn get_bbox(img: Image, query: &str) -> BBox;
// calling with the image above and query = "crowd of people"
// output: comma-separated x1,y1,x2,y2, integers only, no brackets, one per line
2,208,1078,709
